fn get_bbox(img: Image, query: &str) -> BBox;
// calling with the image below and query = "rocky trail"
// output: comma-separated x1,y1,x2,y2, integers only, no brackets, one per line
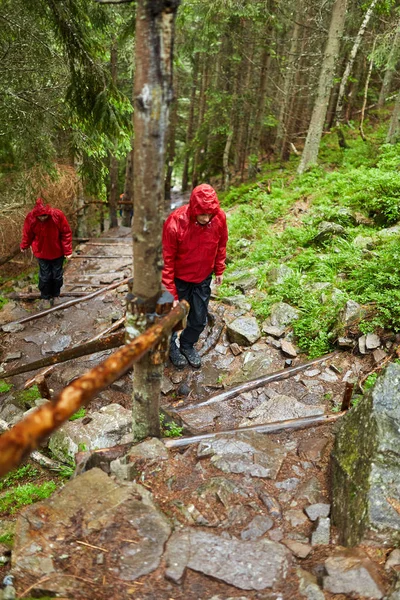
0,224,400,600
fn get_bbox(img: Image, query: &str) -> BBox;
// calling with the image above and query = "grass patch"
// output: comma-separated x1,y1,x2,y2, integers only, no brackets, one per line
0,464,39,492
0,380,12,394
0,481,57,515
69,407,86,421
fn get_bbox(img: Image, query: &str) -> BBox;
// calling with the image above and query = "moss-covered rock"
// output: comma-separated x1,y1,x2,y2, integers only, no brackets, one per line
332,363,400,546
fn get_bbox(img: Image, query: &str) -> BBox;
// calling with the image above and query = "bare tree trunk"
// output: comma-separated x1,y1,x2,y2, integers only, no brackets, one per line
129,0,180,441
298,0,347,175
281,34,306,161
181,53,199,192
164,75,179,210
247,44,271,178
386,89,400,144
223,130,234,190
122,148,134,227
192,57,209,188
360,40,375,141
109,40,119,228
335,0,378,148
378,20,400,109
74,159,87,238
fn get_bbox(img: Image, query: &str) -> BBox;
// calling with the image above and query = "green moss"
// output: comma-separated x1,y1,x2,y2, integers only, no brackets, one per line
0,532,14,547
69,407,86,421
14,384,41,408
0,481,57,515
0,464,39,492
0,380,12,394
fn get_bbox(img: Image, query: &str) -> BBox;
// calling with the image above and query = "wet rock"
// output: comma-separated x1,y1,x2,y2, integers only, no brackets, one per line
228,350,274,386
281,340,297,357
373,348,386,364
197,477,248,508
276,478,300,492
311,517,330,545
359,334,367,354
241,515,273,540
297,568,325,600
161,375,174,395
229,342,242,356
284,540,312,559
197,432,287,479
385,549,400,571
128,437,169,462
240,395,324,428
178,404,220,433
215,343,226,354
49,403,132,461
221,294,252,312
297,477,324,504
233,274,258,292
12,469,170,595
258,491,282,518
332,363,400,545
4,351,22,362
304,369,321,377
285,510,308,527
323,548,386,599
226,316,261,346
262,324,285,338
319,369,338,383
305,503,331,521
42,334,71,354
170,371,185,384
366,333,381,350
266,302,299,329
268,265,294,285
2,322,24,333
165,528,291,590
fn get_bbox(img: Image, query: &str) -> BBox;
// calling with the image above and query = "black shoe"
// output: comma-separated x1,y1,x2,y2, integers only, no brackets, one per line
169,342,188,370
180,346,201,369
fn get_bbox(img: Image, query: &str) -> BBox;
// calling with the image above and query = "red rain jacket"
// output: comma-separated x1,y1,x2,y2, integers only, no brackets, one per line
162,184,228,299
20,198,73,260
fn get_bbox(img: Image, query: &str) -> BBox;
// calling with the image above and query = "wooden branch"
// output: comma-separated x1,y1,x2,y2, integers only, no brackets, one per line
23,317,126,389
8,291,95,300
2,277,130,328
2,330,125,379
0,245,21,267
175,352,338,412
0,301,189,476
163,412,345,449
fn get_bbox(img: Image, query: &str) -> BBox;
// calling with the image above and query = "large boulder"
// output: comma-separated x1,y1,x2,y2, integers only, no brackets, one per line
226,316,261,346
332,363,400,545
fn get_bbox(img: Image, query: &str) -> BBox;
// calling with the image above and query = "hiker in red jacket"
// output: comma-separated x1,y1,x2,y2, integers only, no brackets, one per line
20,198,73,307
162,184,228,369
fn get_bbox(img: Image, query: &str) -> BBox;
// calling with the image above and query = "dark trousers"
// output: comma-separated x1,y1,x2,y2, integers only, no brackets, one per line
172,274,212,350
38,257,64,299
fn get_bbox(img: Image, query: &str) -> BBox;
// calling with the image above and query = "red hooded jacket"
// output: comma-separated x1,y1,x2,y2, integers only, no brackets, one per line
20,198,73,260
162,184,228,299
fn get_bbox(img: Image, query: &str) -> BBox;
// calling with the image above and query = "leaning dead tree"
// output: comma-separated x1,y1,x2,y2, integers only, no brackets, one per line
127,0,180,441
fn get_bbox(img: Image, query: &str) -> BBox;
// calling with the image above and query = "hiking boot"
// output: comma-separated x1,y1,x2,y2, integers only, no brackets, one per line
180,346,201,369
169,342,188,370
49,297,55,307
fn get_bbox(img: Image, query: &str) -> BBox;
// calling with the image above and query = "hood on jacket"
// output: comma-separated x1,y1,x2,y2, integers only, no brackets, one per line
31,198,53,218
188,184,220,219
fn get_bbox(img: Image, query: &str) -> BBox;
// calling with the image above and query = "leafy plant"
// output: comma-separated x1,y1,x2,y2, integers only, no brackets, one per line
364,373,378,391
69,407,86,421
159,413,183,438
0,481,57,515
0,380,12,394
0,464,39,492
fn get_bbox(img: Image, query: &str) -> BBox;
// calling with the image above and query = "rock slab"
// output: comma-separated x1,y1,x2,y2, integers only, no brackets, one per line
165,528,290,590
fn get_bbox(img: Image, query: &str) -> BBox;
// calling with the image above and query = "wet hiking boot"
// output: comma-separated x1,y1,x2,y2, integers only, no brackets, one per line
169,342,188,370
180,346,201,369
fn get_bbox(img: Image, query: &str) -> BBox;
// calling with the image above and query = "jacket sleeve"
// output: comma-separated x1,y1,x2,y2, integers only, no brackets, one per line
214,212,228,276
59,212,73,256
20,216,34,250
162,217,178,300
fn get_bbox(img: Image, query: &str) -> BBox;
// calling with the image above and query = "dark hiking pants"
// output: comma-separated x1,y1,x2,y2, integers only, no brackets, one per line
171,274,212,350
38,256,64,299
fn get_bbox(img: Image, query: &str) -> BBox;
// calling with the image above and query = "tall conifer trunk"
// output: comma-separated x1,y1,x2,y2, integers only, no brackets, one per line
181,53,199,192
109,40,119,228
129,0,180,441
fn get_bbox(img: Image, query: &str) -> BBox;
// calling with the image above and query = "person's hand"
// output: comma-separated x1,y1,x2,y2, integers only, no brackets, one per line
173,299,179,307
215,275,223,285
65,255,72,261
20,248,27,253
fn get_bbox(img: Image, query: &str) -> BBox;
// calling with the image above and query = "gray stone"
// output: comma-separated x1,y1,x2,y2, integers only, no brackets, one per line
323,549,385,599
197,432,287,479
353,235,374,249
215,344,227,354
311,517,330,545
4,351,22,362
312,221,345,244
170,371,185,384
338,337,356,348
297,568,325,600
359,335,367,354
42,335,71,354
332,363,400,545
305,503,331,521
296,477,324,504
226,316,261,346
262,325,285,338
266,302,299,329
233,274,258,292
385,549,400,571
165,528,290,590
284,540,312,559
258,491,282,518
1,323,24,333
304,369,321,377
197,477,249,508
337,300,365,331
373,348,386,364
285,510,308,527
268,265,294,285
128,437,169,461
276,478,300,492
241,516,273,540
281,340,297,358
161,375,174,395
319,370,338,383
240,395,324,428
221,294,252,312
366,333,381,350
49,403,132,461
229,342,242,356
12,469,170,594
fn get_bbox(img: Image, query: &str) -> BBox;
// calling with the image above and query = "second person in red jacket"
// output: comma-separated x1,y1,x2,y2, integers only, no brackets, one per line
20,198,73,308
162,184,228,369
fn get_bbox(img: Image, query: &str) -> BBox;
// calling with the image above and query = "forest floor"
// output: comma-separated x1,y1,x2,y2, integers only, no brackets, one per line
0,215,397,599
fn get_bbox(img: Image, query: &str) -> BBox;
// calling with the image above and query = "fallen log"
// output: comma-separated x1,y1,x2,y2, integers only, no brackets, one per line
2,330,125,379
175,352,338,412
1,276,130,328
0,300,189,476
23,317,126,389
0,245,22,267
163,412,345,449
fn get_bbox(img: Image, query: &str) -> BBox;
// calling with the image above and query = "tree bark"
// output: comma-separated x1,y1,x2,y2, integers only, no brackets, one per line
191,56,209,188
130,0,180,442
248,45,271,178
386,89,400,144
122,148,134,227
109,40,119,228
378,20,400,109
335,0,378,148
297,0,347,174
181,53,199,192
164,74,179,209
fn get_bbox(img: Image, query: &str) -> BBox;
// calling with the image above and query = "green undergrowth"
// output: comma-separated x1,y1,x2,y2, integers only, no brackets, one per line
160,413,183,437
0,380,13,394
219,121,400,356
0,481,57,515
69,407,86,420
